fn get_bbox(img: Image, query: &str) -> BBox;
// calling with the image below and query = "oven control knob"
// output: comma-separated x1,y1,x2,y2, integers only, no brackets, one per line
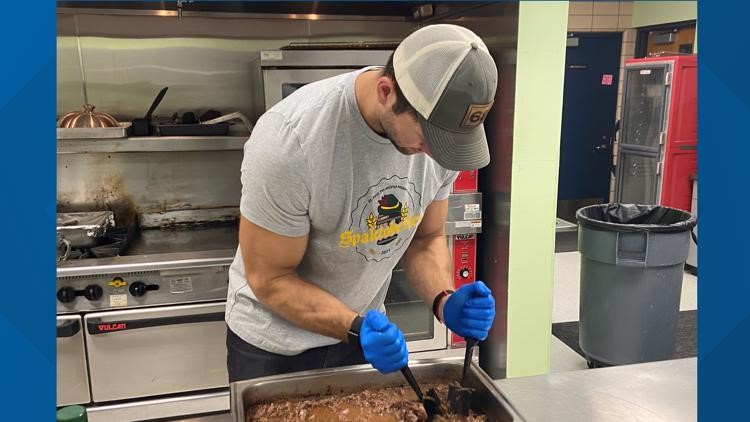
57,287,77,303
84,284,103,301
129,281,159,297
129,281,147,297
459,268,470,279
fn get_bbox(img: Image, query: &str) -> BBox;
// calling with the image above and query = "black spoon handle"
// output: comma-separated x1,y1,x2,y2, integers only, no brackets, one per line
400,366,424,401
462,338,478,386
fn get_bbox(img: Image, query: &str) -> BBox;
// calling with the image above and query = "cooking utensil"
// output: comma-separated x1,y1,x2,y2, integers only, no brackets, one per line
131,87,168,136
156,110,254,136
424,388,443,420
199,109,221,121
181,111,198,125
400,366,443,419
448,382,475,416
202,111,254,132
230,357,524,422
462,338,477,386
399,366,424,401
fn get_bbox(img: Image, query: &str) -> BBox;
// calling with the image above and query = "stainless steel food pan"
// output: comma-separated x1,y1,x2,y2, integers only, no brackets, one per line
56,122,132,139
230,356,524,421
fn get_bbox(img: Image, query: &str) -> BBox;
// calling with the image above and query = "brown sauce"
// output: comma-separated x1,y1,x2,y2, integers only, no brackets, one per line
247,384,487,421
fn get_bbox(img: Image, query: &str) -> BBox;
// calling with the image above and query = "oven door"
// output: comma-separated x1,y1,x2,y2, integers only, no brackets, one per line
386,268,448,353
262,68,362,109
84,302,228,403
57,315,91,406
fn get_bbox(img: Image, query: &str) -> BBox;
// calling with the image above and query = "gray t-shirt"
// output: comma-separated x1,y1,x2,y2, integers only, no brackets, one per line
226,67,457,355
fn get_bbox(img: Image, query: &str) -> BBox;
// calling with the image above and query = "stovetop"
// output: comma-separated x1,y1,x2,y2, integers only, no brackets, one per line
56,225,238,314
59,224,238,262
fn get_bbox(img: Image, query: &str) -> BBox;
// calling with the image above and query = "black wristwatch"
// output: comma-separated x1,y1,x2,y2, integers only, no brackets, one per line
347,314,365,349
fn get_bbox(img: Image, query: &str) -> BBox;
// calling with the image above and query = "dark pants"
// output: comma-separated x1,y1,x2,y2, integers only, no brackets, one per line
226,326,367,383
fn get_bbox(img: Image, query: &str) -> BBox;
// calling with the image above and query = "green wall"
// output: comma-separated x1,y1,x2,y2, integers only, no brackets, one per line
632,1,697,27
505,1,568,378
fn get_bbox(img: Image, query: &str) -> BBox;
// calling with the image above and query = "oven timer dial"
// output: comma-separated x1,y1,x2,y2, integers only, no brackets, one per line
459,268,471,279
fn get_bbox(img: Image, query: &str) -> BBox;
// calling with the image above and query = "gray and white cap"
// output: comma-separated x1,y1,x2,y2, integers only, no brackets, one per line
394,24,497,170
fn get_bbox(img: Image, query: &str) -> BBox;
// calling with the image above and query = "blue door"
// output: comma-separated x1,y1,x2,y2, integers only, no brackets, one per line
558,33,622,202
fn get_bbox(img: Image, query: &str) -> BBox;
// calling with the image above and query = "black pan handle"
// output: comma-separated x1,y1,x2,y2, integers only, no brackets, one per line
87,311,224,335
57,320,81,338
144,86,169,119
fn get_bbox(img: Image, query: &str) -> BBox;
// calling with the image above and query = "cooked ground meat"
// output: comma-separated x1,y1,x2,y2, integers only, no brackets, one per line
247,384,487,421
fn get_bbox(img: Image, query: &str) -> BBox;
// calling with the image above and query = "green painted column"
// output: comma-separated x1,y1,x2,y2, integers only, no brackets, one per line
505,1,568,378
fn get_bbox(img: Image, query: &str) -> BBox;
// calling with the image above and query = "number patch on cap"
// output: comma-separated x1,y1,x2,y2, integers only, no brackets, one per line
461,102,494,128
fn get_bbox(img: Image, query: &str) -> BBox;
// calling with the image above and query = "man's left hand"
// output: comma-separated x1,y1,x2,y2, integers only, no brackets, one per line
442,281,495,341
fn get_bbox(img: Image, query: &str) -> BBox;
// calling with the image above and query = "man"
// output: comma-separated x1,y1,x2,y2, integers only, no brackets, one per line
226,24,498,382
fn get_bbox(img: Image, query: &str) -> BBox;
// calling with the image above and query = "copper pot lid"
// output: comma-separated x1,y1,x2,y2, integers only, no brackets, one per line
58,103,118,128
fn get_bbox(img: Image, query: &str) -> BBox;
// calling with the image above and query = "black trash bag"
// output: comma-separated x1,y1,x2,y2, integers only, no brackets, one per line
576,203,696,233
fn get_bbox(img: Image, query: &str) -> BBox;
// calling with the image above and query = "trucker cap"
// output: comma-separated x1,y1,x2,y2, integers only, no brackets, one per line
393,24,497,170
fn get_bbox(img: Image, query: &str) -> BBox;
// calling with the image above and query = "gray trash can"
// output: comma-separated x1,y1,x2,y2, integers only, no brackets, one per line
576,204,696,368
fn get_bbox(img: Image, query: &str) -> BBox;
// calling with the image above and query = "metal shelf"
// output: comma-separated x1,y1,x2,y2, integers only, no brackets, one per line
57,136,249,154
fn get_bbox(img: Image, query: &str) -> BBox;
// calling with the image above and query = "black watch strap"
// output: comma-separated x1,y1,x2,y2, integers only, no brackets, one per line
347,315,365,349
433,289,454,324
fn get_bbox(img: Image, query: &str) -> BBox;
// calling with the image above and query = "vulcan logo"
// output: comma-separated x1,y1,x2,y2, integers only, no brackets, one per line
97,323,127,332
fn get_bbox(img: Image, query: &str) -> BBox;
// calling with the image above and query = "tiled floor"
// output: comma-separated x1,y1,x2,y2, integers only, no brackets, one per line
549,251,698,372
417,251,700,374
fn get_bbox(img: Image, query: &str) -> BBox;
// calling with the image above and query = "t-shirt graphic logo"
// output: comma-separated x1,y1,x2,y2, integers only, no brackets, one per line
368,194,408,246
339,176,423,262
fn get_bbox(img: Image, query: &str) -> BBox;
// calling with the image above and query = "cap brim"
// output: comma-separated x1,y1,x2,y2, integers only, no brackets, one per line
418,115,490,171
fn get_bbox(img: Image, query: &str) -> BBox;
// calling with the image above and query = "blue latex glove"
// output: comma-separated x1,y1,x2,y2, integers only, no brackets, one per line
360,310,409,374
443,281,496,341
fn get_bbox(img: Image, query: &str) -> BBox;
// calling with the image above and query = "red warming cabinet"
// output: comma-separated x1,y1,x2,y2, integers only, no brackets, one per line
615,55,697,211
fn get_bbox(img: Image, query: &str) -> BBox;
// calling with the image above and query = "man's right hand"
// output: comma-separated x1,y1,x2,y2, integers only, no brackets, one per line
360,310,409,374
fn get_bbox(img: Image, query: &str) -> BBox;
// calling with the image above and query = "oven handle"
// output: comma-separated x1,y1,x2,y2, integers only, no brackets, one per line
57,319,81,338
87,312,225,335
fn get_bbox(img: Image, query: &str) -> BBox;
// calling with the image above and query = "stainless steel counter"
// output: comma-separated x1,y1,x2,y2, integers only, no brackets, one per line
128,225,239,256
99,355,695,421
494,358,697,422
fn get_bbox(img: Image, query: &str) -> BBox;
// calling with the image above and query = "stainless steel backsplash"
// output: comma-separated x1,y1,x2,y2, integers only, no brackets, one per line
56,9,417,225
57,11,416,122
57,149,244,227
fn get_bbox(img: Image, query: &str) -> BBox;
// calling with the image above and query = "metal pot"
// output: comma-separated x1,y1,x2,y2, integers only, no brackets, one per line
58,104,118,128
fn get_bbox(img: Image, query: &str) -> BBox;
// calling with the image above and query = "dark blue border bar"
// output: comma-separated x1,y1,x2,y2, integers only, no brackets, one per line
0,0,56,419
699,1,750,420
